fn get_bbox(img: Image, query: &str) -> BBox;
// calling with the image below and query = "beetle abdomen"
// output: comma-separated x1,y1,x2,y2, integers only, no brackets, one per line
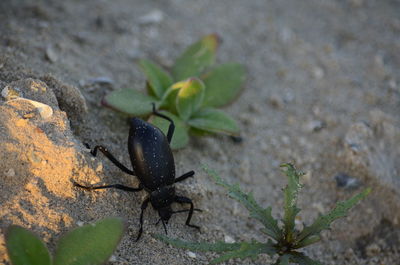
128,118,175,190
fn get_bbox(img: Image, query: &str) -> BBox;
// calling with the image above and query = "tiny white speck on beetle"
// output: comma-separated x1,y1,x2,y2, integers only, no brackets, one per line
187,251,197,259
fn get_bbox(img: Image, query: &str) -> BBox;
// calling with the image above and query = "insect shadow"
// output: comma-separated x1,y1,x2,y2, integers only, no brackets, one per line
74,103,200,241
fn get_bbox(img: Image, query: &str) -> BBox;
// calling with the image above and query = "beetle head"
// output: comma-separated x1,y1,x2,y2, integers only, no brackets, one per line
158,206,173,223
156,206,172,235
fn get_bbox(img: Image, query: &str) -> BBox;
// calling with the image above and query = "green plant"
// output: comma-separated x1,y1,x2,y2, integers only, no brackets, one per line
103,34,246,149
156,164,371,264
5,217,125,265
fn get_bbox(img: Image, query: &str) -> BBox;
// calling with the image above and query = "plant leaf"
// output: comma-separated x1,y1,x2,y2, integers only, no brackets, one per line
176,78,205,121
202,63,246,107
275,254,290,265
53,217,125,265
205,166,282,241
150,110,189,149
139,59,173,99
159,82,183,113
5,225,51,265
155,234,241,252
294,235,321,249
159,79,195,112
188,108,239,135
296,188,371,245
155,235,275,265
172,34,219,81
210,240,275,264
287,252,323,265
281,163,303,242
103,88,158,116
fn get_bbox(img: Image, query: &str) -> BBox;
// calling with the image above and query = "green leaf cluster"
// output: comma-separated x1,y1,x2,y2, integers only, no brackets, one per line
102,34,246,149
156,164,371,264
5,217,124,265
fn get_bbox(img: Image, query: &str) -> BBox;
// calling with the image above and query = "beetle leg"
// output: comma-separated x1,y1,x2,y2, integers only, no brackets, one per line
85,144,136,175
161,220,168,235
174,170,195,183
136,197,150,241
172,208,202,214
73,182,143,192
174,196,200,230
151,103,175,143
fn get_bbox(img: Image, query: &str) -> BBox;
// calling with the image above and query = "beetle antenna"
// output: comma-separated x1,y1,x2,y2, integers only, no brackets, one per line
162,220,168,234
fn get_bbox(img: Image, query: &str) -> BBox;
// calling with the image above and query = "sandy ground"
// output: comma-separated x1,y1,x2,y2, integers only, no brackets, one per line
1,0,400,264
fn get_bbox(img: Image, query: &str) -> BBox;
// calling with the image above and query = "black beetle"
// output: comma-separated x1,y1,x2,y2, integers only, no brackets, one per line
74,104,200,241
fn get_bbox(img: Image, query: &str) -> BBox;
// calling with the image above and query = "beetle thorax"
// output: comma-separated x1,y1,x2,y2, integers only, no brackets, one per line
150,185,175,209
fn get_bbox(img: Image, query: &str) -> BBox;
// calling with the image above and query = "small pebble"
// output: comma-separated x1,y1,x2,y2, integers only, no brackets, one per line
23,112,35,119
295,216,303,230
29,80,47,92
311,66,324,79
365,243,381,257
238,157,250,182
302,171,312,183
281,135,290,145
45,45,58,63
1,85,21,100
95,162,103,173
28,151,42,163
109,255,118,262
28,99,53,119
334,173,361,189
269,94,284,109
85,76,114,86
279,27,294,43
312,106,321,116
248,103,262,113
283,91,294,103
10,98,53,119
76,221,84,226
138,10,164,25
344,122,372,152
233,201,240,215
5,168,15,177
312,202,325,214
224,234,235,243
187,251,197,259
344,248,356,259
305,120,326,132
